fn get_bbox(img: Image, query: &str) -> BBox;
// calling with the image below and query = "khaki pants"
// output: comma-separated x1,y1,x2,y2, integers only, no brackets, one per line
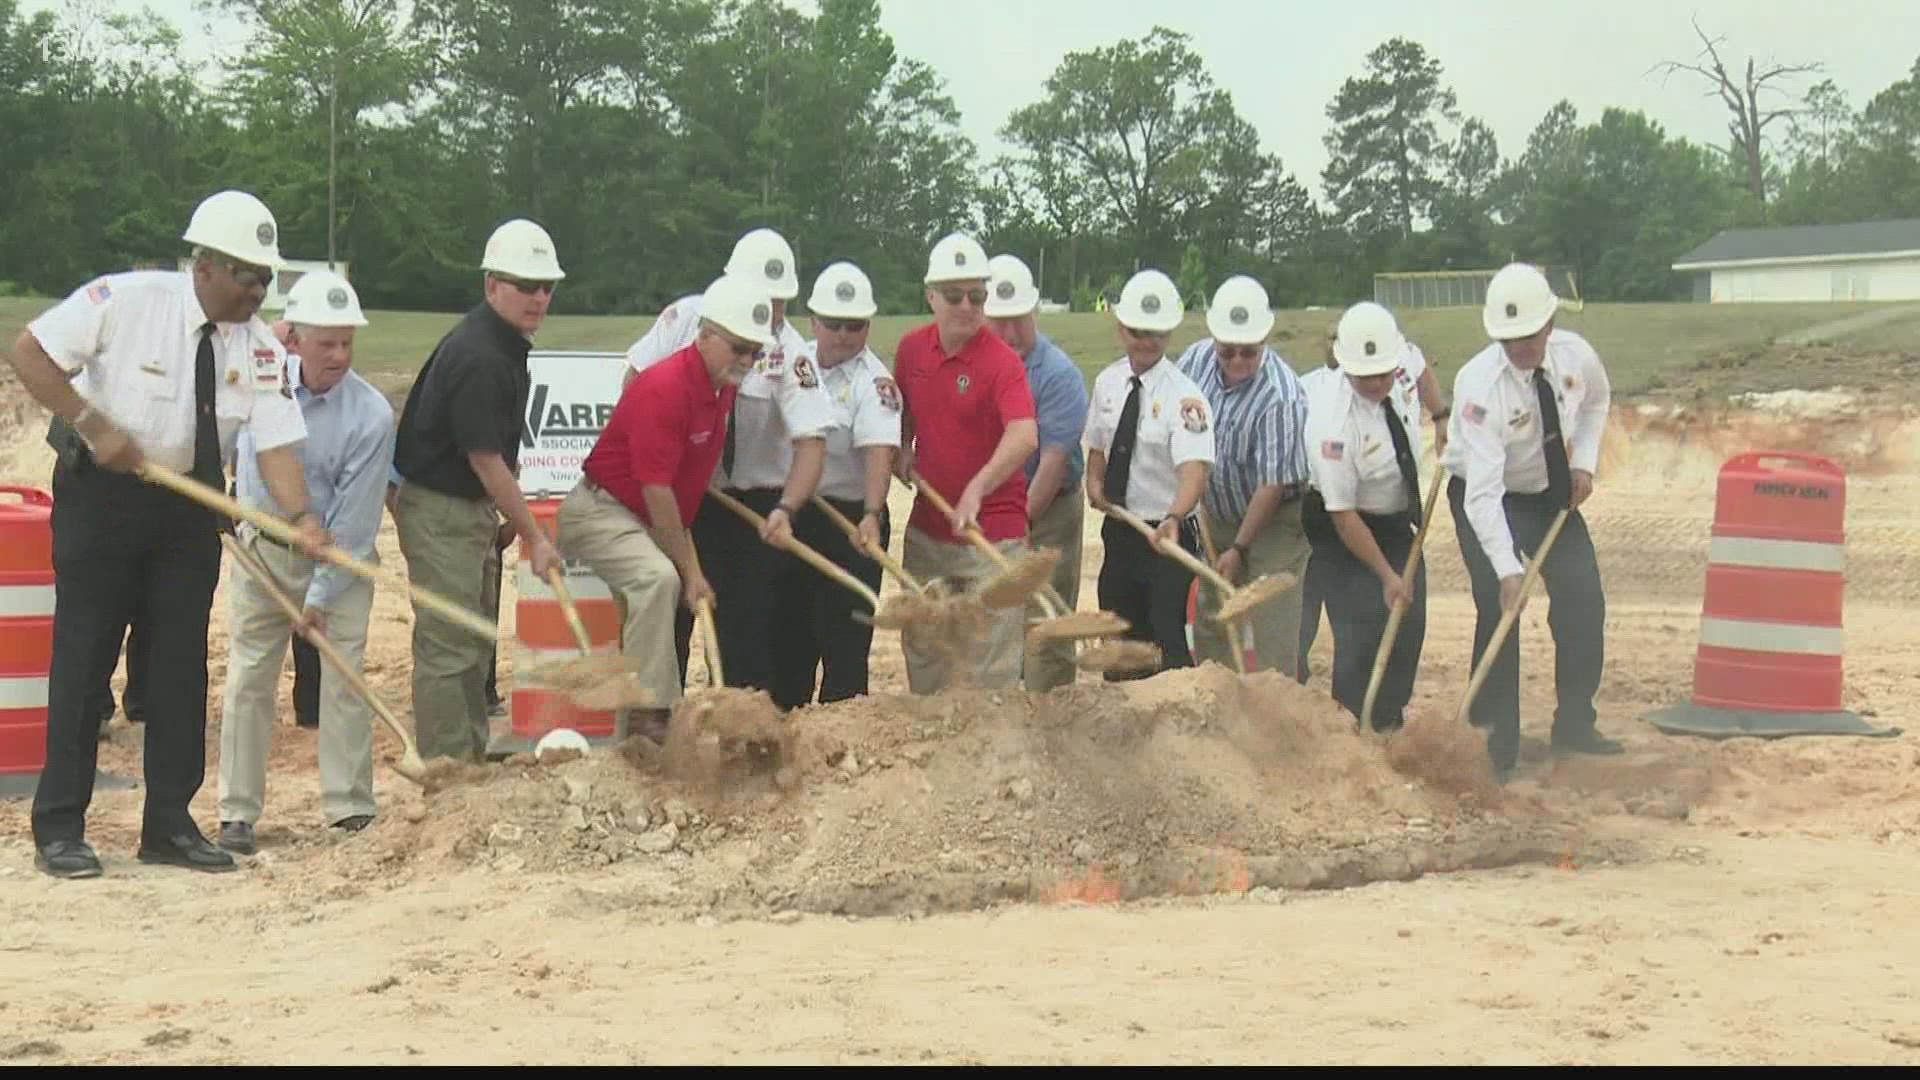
1194,498,1311,678
395,482,499,762
1023,484,1084,692
217,529,376,826
901,525,1025,693
556,482,684,709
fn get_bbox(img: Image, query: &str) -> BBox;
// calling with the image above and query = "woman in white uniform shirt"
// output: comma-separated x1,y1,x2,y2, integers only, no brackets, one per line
772,262,901,709
1302,302,1428,732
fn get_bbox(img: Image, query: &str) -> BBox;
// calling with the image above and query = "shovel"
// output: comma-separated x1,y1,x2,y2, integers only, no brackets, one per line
220,532,429,788
1193,512,1249,677
141,462,499,644
703,487,891,625
1359,466,1447,733
1106,504,1296,624
1455,507,1570,726
904,471,1120,643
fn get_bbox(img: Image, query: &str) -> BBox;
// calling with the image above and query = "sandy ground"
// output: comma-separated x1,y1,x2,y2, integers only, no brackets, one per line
2,384,1919,1065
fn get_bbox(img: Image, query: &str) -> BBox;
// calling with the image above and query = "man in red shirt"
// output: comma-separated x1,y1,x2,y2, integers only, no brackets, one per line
893,232,1039,693
556,273,774,735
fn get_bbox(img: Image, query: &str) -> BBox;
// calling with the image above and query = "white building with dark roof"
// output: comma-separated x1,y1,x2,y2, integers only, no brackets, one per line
1672,219,1920,303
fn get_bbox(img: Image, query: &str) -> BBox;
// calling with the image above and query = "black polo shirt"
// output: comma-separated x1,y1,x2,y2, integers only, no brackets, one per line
393,302,532,500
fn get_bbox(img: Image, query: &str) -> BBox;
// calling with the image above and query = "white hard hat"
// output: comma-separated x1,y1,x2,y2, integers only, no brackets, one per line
725,227,799,300
984,254,1039,318
182,190,284,269
482,218,566,281
1113,269,1183,334
924,232,990,284
1482,262,1557,340
282,269,368,328
700,273,776,346
1205,275,1275,344
807,261,876,320
1332,302,1407,377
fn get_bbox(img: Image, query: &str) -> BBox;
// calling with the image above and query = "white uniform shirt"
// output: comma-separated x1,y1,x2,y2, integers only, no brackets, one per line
28,270,307,472
1298,364,1340,401
1305,371,1424,516
1082,355,1216,521
1440,328,1611,578
812,344,902,504
625,293,834,491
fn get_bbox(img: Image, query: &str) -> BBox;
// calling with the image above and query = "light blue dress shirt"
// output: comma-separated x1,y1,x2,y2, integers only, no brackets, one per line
236,353,397,612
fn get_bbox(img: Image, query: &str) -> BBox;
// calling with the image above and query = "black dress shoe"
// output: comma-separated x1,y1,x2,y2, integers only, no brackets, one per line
217,821,256,855
1553,729,1626,756
330,814,374,833
36,840,103,879
138,831,237,873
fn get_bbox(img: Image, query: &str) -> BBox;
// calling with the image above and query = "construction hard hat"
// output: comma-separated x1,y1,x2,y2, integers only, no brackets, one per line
282,269,368,328
725,227,799,301
1113,269,1183,334
182,190,284,269
1482,262,1557,340
1332,301,1407,377
924,232,990,284
984,254,1039,318
807,261,877,320
482,219,566,281
700,273,776,346
1206,275,1275,344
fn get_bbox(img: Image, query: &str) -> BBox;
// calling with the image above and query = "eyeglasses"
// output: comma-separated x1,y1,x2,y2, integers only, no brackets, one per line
938,286,988,307
1215,344,1262,360
223,260,273,290
495,275,556,296
817,317,868,333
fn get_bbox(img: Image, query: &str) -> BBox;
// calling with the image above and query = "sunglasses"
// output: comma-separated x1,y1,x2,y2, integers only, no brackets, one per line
817,317,868,333
1216,344,1262,360
1124,325,1168,341
938,286,988,307
495,275,556,296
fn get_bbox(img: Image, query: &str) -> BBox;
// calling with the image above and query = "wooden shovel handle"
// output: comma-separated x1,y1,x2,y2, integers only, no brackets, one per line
705,487,881,610
1455,507,1570,725
809,495,923,594
1105,503,1237,596
141,461,500,645
908,470,1066,617
1360,466,1448,731
220,533,425,785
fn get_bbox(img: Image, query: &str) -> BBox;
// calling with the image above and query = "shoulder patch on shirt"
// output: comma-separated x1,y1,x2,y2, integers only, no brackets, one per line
793,355,818,389
1179,397,1210,434
86,281,112,305
1320,439,1345,461
874,376,900,412
1462,403,1487,426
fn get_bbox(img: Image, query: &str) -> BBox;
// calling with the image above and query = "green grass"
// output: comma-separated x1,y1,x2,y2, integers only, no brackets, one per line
5,295,1911,409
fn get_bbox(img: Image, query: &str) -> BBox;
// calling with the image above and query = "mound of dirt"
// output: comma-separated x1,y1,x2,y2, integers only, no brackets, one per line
327,665,1588,917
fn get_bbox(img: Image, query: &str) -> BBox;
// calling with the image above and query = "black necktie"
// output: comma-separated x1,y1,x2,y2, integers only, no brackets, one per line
1103,375,1142,509
192,322,222,489
1533,368,1571,508
721,393,739,480
1381,402,1422,527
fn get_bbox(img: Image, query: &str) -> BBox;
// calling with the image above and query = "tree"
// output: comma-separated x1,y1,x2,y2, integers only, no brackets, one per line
213,0,428,266
1002,26,1264,269
1321,37,1460,241
1651,16,1822,209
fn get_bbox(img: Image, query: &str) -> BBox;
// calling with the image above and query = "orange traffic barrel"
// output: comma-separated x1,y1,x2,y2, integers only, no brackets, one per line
489,498,621,756
0,486,54,784
1646,452,1897,739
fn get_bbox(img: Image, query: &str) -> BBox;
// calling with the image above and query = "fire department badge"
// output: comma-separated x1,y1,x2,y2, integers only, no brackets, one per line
794,355,819,389
875,376,901,412
1179,397,1209,434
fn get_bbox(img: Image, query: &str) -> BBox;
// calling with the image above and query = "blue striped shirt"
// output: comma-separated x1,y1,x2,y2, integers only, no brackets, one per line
1175,339,1309,521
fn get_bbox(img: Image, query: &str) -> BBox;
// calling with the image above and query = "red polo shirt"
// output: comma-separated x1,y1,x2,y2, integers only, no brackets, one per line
582,344,735,526
893,322,1037,544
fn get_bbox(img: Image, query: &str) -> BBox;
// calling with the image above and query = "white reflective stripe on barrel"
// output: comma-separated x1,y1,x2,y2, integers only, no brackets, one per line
0,675,49,709
514,563,614,602
1708,536,1845,574
0,584,54,618
1698,617,1844,657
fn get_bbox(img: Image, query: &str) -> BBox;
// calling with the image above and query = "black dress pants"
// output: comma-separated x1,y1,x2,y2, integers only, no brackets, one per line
771,497,887,710
34,463,222,847
1096,513,1198,680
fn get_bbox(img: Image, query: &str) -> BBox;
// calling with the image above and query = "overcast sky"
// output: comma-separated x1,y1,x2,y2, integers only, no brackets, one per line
36,0,1920,196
